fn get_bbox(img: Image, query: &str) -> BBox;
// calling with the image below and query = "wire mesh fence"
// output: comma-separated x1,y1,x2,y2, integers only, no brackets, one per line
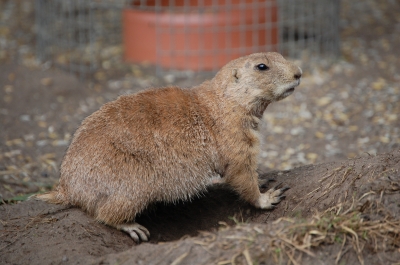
35,0,340,79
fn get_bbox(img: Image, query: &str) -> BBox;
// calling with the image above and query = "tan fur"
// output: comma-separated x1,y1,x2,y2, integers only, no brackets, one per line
35,52,302,241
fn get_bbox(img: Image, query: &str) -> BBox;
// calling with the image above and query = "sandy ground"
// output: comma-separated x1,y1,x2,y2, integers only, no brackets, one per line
0,0,399,264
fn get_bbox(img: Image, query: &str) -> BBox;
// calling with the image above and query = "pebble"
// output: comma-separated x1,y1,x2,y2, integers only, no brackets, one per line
40,77,53,86
20,114,30,121
36,140,49,147
52,140,69,146
290,127,304,136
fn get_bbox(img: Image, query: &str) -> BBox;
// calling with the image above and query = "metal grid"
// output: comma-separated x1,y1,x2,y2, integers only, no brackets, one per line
278,0,340,59
35,0,340,78
35,0,124,78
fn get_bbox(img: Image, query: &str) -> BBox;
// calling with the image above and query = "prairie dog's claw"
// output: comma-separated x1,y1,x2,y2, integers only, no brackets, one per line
273,182,283,190
116,223,150,243
255,185,289,209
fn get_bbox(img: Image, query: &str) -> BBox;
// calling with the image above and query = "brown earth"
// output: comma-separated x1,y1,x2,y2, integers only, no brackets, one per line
0,0,400,264
1,150,399,265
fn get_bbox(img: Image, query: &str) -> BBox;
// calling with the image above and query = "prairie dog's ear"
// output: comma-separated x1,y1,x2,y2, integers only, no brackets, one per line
232,69,240,83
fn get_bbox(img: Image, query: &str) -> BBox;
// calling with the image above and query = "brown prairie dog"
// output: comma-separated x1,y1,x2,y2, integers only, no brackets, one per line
35,52,302,242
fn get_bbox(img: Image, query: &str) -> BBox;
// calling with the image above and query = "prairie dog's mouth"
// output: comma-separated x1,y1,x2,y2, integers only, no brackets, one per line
290,79,301,90
275,80,301,100
284,79,301,91
285,87,295,93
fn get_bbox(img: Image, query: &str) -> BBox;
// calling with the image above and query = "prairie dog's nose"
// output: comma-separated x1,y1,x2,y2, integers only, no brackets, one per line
294,67,302,80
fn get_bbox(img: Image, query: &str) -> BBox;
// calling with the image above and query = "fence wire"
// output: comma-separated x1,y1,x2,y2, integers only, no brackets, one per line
35,0,340,78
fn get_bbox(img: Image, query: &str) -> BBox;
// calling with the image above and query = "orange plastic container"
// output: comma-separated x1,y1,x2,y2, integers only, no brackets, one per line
123,0,278,70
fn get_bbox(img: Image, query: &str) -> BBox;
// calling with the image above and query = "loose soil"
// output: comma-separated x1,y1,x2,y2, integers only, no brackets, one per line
0,0,399,264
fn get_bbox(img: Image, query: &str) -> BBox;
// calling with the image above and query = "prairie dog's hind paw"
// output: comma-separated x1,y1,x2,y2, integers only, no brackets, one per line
255,184,289,209
116,223,150,243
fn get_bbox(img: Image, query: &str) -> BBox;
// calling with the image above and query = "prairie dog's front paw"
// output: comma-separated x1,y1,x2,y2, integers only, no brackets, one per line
255,185,289,209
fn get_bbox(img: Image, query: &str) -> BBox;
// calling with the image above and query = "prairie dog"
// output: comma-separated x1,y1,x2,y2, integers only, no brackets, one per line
35,52,302,242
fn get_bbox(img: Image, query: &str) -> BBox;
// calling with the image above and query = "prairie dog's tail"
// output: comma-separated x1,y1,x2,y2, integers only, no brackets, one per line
31,191,66,204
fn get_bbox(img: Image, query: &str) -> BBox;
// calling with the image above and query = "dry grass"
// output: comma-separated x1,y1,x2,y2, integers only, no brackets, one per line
268,194,400,265
194,190,400,265
258,168,398,265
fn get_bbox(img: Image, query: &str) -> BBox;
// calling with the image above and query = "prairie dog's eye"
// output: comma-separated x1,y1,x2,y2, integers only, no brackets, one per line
256,64,269,71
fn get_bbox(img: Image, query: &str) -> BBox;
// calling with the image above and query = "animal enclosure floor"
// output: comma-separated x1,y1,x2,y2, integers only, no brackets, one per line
0,0,399,264
1,150,399,264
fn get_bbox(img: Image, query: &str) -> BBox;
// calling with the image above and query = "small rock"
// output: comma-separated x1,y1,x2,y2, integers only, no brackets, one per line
36,140,49,147
290,127,304,136
23,134,35,141
108,80,122,90
4,85,13,93
317,96,332,107
20,114,30,121
40,77,53,86
52,140,69,146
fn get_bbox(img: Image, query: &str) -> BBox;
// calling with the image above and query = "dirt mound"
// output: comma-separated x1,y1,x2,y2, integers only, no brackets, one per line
1,150,399,265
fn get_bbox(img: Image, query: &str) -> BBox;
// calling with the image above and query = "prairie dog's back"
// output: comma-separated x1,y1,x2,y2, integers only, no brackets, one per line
58,87,219,216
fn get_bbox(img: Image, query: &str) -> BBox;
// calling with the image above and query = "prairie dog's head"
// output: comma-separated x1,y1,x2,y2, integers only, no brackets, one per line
212,52,302,116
